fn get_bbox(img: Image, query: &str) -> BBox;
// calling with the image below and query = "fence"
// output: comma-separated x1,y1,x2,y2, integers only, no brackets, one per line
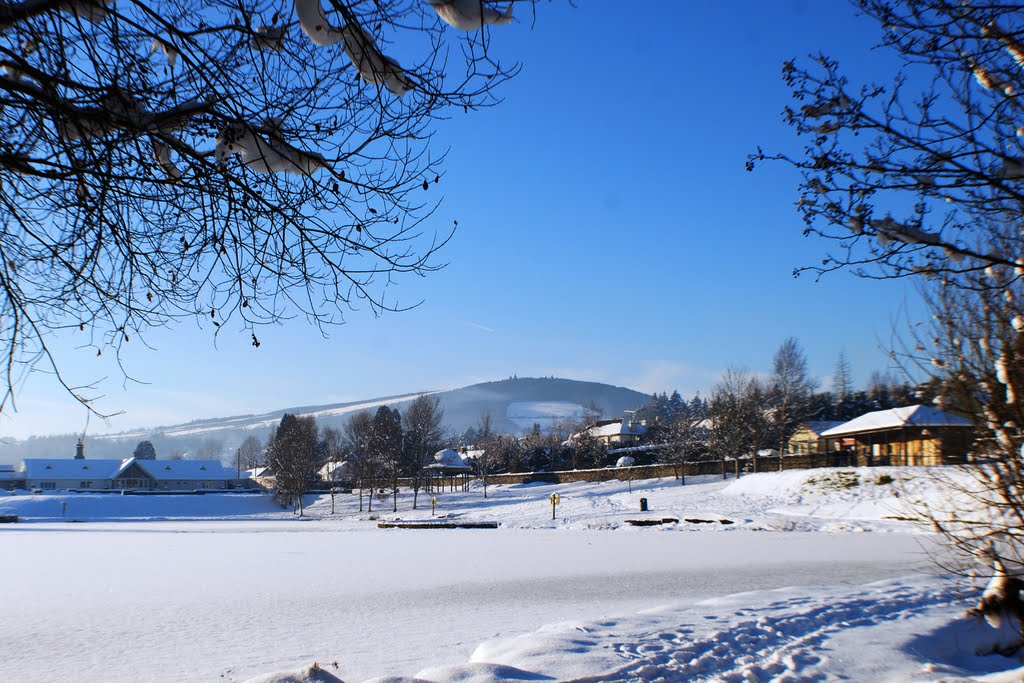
480,452,862,487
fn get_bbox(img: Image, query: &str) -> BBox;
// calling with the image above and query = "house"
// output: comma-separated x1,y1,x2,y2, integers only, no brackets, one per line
786,421,844,455
0,464,24,491
242,466,274,488
318,461,352,487
820,405,974,466
21,457,236,491
572,417,647,448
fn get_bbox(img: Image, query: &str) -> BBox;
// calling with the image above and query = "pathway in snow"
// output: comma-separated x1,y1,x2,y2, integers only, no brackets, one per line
569,581,965,682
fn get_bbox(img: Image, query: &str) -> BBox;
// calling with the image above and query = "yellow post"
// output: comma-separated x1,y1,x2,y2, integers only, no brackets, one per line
431,496,437,517
549,492,560,520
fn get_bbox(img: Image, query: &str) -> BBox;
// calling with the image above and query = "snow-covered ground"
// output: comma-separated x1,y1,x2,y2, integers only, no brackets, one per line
1,467,1022,682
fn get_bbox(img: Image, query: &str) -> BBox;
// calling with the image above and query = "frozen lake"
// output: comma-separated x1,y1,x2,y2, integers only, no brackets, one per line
0,522,934,682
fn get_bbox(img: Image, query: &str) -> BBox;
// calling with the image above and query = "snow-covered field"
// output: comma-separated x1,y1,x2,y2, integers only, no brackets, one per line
1,468,1022,682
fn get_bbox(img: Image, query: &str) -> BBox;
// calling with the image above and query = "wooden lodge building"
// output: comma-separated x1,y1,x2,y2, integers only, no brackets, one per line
817,405,974,466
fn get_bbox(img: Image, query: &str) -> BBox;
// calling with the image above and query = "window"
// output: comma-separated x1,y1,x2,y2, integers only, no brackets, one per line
41,481,56,489
80,481,92,488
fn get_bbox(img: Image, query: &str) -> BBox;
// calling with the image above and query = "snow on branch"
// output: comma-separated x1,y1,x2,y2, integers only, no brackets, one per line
294,0,344,47
215,122,330,176
428,0,514,32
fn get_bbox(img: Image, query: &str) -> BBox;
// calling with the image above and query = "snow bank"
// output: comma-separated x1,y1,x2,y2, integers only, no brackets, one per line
373,576,1024,683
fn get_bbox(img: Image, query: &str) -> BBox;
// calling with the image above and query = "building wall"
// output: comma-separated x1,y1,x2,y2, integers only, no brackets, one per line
787,427,828,455
26,478,114,490
849,427,972,467
25,477,230,491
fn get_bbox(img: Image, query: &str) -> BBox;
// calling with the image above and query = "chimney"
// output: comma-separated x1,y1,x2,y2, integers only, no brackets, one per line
74,439,85,460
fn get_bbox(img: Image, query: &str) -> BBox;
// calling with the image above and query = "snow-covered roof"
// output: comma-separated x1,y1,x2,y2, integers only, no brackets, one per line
318,461,351,480
821,405,973,437
587,419,646,439
242,466,271,479
797,421,844,435
23,459,128,479
431,449,470,469
137,460,233,481
22,458,233,481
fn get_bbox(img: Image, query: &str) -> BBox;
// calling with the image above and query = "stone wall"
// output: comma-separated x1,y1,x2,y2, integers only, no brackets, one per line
483,453,860,486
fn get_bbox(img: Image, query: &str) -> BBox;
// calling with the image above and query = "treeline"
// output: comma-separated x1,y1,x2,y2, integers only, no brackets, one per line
632,340,935,481
261,339,936,508
259,394,446,515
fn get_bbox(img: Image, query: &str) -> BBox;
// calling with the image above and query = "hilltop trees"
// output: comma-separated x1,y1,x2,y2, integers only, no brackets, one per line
0,0,542,416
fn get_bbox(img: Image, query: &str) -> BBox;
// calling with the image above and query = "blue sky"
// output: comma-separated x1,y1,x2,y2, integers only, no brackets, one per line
0,1,925,439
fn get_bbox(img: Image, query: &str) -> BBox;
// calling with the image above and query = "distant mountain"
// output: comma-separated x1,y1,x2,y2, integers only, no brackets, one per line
0,377,650,464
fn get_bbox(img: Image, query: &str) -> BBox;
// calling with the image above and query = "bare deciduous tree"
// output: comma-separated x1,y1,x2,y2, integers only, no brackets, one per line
664,407,709,485
343,408,377,512
0,0,542,414
235,434,263,476
709,368,769,479
402,393,445,509
770,337,815,469
754,0,1024,631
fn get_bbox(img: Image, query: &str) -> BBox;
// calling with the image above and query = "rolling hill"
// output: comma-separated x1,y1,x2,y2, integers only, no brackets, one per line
0,377,651,464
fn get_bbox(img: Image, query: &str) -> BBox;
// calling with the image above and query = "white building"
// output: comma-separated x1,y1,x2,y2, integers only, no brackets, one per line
21,457,236,491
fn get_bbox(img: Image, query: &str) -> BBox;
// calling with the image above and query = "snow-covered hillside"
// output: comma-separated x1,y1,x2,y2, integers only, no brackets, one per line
1,468,1021,683
0,376,649,464
504,400,587,433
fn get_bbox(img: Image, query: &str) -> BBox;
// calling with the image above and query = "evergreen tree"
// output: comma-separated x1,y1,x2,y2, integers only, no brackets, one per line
133,440,156,460
266,413,319,515
833,351,853,404
370,406,404,512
